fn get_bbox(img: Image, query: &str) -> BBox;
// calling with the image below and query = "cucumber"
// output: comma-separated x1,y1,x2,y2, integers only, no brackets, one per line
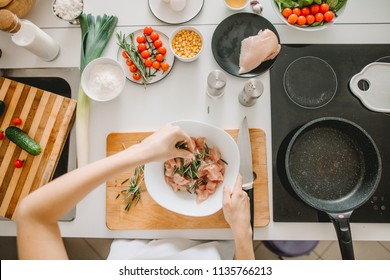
5,126,42,156
0,100,5,115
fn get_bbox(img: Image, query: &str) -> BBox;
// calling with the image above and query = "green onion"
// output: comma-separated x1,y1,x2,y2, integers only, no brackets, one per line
76,13,118,167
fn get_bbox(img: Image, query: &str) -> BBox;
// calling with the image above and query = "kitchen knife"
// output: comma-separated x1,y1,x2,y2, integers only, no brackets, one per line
237,116,254,237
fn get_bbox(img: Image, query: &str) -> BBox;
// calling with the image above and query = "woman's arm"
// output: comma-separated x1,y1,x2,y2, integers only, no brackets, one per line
222,175,255,260
15,124,194,260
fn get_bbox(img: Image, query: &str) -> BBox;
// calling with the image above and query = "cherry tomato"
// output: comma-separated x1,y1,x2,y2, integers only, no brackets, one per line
132,72,141,81
129,64,138,73
121,50,129,59
152,61,160,69
144,26,153,35
125,59,133,66
320,3,329,14
287,13,298,24
0,130,4,140
310,4,320,15
13,159,24,168
153,40,163,48
292,8,301,16
301,7,310,16
324,11,335,22
150,32,159,41
161,62,170,72
137,43,147,52
156,54,164,62
306,14,315,25
136,35,146,44
315,12,324,22
282,8,292,19
12,117,22,125
158,46,167,55
141,50,150,59
297,15,307,26
144,58,153,68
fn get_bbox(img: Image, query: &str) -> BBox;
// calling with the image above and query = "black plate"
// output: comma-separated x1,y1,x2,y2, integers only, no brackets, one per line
212,13,280,78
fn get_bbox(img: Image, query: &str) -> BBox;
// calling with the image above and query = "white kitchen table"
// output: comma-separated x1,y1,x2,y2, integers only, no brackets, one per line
1,0,390,241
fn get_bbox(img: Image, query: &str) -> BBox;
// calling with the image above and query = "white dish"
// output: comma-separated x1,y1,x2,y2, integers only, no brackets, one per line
349,62,390,113
148,0,204,24
169,26,203,62
81,57,125,102
117,28,175,85
144,120,240,217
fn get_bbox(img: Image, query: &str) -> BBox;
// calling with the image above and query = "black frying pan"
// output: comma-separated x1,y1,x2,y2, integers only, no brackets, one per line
285,117,382,260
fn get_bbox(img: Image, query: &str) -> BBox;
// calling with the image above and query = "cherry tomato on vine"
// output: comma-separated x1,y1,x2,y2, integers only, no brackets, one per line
310,4,320,15
129,64,138,73
161,62,170,72
320,3,329,14
0,130,4,140
282,8,292,18
141,50,150,59
156,54,164,62
13,159,24,168
324,11,334,22
137,43,147,52
306,14,315,25
153,40,163,48
288,13,298,24
152,61,160,69
150,32,159,41
126,59,133,66
132,72,141,80
315,12,324,22
144,26,153,35
12,117,22,125
121,50,129,59
144,58,153,68
136,35,146,44
158,46,167,55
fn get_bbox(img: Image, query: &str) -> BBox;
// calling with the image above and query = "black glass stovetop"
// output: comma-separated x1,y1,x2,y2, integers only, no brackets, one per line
270,44,390,223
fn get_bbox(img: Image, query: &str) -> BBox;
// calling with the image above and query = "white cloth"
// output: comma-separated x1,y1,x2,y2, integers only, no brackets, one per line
107,238,235,260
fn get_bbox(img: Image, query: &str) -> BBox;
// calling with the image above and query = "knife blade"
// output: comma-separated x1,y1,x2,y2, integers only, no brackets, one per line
237,116,254,237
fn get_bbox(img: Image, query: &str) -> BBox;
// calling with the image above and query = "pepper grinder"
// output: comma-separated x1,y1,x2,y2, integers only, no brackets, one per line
239,78,264,106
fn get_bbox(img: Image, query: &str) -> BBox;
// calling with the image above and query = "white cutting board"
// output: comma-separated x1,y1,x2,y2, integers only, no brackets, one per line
349,62,390,113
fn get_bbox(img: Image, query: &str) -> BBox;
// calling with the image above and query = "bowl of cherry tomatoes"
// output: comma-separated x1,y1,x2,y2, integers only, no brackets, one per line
117,26,175,84
272,0,348,31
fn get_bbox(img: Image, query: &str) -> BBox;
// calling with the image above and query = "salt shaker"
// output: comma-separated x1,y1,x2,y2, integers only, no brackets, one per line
206,70,227,99
239,78,264,106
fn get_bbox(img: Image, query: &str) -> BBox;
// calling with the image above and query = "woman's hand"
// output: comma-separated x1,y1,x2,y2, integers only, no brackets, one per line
138,123,195,162
223,175,252,239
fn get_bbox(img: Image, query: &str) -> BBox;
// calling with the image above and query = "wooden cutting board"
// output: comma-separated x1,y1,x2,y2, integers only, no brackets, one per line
0,77,77,220
106,128,269,230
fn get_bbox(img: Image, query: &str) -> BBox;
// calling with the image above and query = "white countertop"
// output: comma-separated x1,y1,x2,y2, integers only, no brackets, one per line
1,0,390,241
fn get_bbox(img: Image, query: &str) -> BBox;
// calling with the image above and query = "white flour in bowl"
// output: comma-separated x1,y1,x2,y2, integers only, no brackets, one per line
53,0,83,21
87,63,124,100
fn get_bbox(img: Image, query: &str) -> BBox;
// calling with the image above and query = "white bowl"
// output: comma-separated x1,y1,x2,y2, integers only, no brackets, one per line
223,0,249,11
81,57,126,102
271,0,347,31
144,120,240,217
169,26,203,62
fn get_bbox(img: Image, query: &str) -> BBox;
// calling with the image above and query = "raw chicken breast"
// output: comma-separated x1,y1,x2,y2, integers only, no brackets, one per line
238,29,281,74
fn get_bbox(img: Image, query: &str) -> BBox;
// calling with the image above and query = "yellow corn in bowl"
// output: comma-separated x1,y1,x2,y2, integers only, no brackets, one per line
169,26,203,62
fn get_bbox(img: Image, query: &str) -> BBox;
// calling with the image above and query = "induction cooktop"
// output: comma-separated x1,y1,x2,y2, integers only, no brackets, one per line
270,44,390,223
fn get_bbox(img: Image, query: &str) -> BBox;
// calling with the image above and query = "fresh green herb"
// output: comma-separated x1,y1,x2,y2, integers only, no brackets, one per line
116,165,144,211
116,32,149,83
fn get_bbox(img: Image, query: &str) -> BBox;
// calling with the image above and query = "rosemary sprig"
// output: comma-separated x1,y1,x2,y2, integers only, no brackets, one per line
116,165,144,211
116,32,149,83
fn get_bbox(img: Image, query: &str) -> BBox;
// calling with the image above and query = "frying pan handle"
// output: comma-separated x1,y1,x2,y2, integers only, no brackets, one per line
329,212,355,260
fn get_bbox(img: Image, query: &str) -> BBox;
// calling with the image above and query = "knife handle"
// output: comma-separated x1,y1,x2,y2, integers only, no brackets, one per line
244,188,254,239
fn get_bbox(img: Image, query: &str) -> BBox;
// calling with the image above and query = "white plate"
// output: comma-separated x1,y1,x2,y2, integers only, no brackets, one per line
349,62,390,113
144,120,240,217
148,0,204,24
117,29,175,85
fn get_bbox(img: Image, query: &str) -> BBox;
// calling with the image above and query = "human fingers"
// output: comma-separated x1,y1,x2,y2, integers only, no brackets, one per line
223,184,232,205
232,174,243,195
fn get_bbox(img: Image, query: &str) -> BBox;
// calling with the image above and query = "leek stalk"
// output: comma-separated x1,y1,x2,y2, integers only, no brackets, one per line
76,13,118,167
